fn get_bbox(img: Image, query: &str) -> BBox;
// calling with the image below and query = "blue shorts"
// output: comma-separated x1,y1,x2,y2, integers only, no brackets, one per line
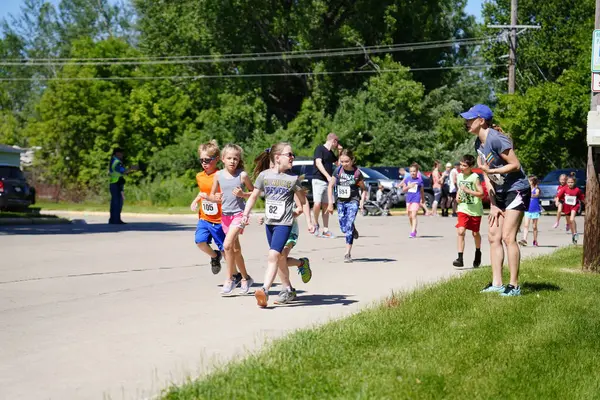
194,219,225,251
266,224,294,253
525,212,540,220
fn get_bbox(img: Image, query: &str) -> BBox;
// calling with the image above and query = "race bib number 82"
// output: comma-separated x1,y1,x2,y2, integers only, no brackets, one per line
266,199,285,220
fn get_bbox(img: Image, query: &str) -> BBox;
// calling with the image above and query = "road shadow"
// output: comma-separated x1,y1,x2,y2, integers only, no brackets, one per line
521,282,561,292
352,257,396,263
0,221,193,236
418,235,444,239
280,293,358,307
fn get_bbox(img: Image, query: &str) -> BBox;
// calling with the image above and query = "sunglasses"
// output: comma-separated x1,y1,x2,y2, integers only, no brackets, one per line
278,152,295,158
200,157,216,164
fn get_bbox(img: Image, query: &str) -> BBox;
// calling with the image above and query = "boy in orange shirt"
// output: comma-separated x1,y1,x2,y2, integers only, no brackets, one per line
190,141,226,275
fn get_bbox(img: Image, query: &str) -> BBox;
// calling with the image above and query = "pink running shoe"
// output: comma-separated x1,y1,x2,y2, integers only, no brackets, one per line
533,241,539,247
552,222,559,229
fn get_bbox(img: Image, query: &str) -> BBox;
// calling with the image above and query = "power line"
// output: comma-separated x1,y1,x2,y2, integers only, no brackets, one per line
0,64,502,82
2,36,493,65
0,37,491,66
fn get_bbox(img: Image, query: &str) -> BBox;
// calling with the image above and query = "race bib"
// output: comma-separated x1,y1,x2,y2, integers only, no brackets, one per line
565,195,577,206
338,185,351,199
266,199,285,220
408,184,418,193
201,200,218,215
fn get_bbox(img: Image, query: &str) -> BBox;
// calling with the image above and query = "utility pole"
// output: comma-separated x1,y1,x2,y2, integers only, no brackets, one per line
583,0,600,272
488,0,540,94
508,0,517,94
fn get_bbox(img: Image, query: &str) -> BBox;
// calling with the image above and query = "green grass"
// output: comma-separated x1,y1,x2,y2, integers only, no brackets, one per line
162,247,600,399
36,200,193,215
36,198,266,215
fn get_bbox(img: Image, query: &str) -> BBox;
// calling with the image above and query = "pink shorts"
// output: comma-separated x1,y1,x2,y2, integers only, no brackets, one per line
407,202,421,212
221,212,244,234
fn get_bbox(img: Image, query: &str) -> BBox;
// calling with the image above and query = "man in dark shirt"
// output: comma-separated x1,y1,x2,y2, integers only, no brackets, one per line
312,132,341,237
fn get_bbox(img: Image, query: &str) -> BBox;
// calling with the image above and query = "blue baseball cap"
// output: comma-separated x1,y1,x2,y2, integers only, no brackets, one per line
460,104,493,121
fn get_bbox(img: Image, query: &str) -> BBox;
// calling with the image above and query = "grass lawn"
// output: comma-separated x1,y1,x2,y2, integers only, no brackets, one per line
162,247,600,399
36,200,192,215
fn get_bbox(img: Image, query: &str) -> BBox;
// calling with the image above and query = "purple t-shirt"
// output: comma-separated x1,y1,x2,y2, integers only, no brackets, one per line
403,175,423,203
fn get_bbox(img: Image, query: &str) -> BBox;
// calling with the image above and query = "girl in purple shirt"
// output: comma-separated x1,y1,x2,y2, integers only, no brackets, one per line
400,163,425,238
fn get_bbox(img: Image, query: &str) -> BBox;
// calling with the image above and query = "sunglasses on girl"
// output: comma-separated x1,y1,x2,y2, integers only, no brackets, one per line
200,157,216,164
279,152,295,158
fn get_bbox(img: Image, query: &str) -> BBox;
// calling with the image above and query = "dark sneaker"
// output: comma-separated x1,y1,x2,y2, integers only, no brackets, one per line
452,258,464,268
352,226,359,240
500,284,521,297
254,287,269,308
210,250,222,275
344,254,353,263
572,234,578,245
473,253,482,268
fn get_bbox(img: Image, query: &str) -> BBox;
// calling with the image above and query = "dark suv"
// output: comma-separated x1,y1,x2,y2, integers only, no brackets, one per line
0,165,36,211
539,169,586,213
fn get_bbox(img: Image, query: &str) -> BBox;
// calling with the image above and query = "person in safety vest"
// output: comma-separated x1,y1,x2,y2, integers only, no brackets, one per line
108,148,137,224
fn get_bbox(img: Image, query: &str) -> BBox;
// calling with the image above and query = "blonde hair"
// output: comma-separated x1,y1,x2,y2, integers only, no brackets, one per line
198,140,220,159
253,142,289,178
222,143,245,171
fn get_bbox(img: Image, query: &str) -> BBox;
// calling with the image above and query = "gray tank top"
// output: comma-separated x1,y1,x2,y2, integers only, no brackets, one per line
218,170,246,215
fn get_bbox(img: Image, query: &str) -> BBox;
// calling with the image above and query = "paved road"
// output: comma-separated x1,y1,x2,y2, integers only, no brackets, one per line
0,212,577,399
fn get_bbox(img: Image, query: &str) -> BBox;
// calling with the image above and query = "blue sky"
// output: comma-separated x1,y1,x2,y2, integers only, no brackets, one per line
1,0,484,24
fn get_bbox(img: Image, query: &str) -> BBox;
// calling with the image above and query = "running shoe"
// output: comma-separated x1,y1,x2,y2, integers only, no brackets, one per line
409,231,416,239
473,252,482,268
518,239,527,247
313,224,320,237
320,231,335,239
232,272,243,287
352,226,359,240
533,240,539,247
572,234,578,245
297,258,312,283
220,279,235,296
239,277,254,295
452,258,464,268
552,221,559,229
480,283,505,293
210,250,222,275
566,224,570,232
254,287,269,308
344,254,353,263
500,284,521,297
275,288,297,304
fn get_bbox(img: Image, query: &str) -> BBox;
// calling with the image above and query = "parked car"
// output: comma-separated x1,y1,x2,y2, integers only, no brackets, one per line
538,169,586,213
371,166,435,207
291,159,395,203
0,165,36,211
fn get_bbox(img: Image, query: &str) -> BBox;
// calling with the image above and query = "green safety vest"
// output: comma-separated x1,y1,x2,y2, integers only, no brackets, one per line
109,157,124,184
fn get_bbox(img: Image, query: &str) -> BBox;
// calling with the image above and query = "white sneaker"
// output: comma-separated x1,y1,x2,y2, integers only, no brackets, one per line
239,277,254,295
220,280,235,296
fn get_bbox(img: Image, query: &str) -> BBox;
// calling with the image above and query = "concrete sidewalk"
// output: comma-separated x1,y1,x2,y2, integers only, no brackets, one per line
0,213,576,399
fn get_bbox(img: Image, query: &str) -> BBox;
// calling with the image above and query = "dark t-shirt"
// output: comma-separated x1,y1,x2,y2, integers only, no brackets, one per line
313,144,338,181
334,166,363,203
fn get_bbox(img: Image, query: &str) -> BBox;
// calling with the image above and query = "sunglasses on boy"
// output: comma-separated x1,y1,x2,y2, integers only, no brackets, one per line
200,157,216,164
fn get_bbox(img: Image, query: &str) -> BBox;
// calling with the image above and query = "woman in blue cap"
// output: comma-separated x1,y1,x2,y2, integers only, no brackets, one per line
460,104,530,296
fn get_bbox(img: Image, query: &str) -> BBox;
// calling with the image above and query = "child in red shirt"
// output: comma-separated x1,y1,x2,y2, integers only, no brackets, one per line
557,173,585,244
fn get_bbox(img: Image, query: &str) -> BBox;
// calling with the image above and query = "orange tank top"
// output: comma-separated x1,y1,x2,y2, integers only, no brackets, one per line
196,170,222,224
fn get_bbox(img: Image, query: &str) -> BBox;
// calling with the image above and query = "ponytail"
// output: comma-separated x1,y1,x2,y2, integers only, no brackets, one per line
252,142,289,178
